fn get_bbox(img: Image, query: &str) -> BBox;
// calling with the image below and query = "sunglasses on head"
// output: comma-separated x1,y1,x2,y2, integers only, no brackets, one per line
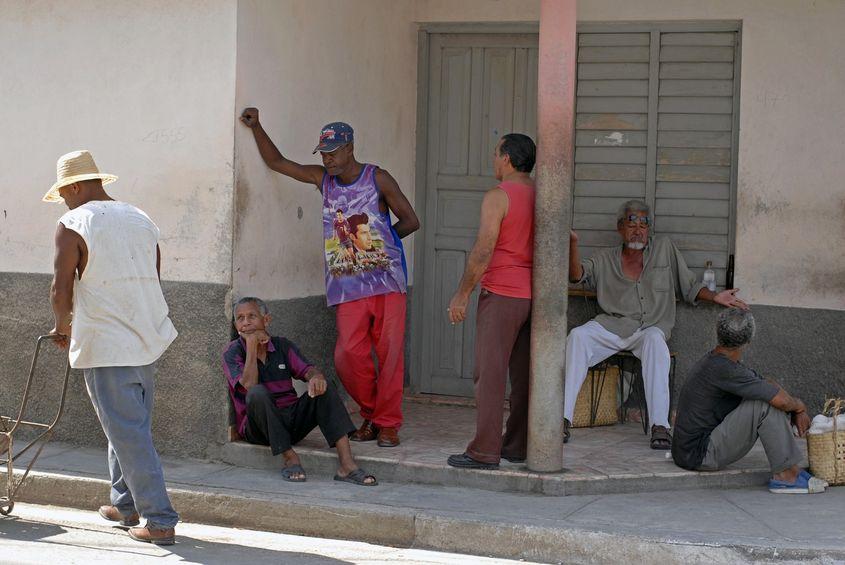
624,214,651,226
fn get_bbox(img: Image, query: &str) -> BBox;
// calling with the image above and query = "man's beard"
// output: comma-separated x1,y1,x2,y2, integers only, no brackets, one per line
626,241,645,250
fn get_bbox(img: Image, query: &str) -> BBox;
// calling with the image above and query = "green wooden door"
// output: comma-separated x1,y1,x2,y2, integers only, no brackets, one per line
415,24,740,397
418,33,539,396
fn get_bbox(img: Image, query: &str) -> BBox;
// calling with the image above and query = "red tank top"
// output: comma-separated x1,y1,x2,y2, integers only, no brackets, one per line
480,181,535,299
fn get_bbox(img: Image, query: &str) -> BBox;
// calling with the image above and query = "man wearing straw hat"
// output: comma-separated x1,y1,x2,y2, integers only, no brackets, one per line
46,150,179,544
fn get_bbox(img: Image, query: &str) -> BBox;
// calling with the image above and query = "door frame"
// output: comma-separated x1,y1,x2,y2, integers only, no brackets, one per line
410,22,540,395
409,20,742,395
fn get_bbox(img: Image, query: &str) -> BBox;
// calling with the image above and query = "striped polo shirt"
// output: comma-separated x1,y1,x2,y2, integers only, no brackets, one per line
222,336,313,436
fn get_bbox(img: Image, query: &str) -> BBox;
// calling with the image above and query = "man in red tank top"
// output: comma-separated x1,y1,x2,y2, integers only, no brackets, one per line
446,134,537,470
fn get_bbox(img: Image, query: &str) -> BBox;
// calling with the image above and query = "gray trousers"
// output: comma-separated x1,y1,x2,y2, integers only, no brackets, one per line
699,399,803,474
83,364,179,529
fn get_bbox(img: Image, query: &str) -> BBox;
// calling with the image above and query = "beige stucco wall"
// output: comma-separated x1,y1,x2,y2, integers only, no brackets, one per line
416,0,845,310
577,1,845,310
0,0,237,285
233,0,419,300
6,0,838,309
234,0,843,310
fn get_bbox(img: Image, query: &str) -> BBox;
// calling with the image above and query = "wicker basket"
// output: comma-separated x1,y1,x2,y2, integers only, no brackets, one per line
807,398,845,486
572,365,620,428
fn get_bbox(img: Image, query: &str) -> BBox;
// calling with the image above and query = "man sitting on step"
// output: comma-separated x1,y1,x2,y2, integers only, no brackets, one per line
672,309,827,494
565,199,748,449
222,297,376,486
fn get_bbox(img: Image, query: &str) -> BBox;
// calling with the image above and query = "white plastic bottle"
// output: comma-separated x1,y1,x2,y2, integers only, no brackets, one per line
703,261,716,292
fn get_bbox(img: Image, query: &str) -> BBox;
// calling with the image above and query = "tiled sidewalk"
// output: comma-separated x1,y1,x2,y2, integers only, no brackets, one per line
303,398,782,474
221,398,794,495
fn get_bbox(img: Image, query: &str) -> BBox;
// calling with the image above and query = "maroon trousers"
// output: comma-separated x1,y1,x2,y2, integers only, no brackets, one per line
465,289,532,464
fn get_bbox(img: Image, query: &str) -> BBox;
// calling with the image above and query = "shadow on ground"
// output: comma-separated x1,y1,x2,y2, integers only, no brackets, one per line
168,536,354,565
0,516,353,565
0,516,66,541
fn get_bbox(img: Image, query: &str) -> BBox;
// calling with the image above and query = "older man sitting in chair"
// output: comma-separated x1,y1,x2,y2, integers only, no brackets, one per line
566,199,747,449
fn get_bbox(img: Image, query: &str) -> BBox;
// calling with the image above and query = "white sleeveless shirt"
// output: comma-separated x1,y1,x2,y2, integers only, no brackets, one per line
59,201,177,369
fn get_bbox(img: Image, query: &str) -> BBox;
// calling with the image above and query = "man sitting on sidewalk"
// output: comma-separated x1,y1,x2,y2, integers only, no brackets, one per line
222,297,376,486
672,309,827,494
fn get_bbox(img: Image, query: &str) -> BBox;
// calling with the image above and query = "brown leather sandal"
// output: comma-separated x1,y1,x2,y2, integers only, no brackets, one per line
350,420,379,442
650,425,672,450
334,468,378,486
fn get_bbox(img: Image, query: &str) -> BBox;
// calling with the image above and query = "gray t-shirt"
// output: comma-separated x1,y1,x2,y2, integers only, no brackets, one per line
672,352,779,470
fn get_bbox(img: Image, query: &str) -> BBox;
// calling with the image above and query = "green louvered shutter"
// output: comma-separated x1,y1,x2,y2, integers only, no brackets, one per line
575,25,739,287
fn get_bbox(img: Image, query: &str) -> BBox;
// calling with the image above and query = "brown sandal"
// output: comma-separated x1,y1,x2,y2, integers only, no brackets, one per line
351,420,379,442
334,468,378,486
650,425,672,450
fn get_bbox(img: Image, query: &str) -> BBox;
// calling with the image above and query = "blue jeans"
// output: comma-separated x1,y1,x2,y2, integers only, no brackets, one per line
83,364,178,529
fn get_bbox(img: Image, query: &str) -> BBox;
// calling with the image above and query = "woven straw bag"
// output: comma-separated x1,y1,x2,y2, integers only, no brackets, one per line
572,365,620,428
807,398,845,486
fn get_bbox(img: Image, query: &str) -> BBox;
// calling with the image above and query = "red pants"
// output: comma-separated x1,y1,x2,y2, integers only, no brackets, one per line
334,292,406,429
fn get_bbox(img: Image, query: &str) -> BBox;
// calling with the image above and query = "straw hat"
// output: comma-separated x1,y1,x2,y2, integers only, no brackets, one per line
43,150,118,203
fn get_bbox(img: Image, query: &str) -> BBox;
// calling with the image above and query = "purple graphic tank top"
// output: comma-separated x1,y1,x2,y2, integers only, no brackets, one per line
321,164,407,307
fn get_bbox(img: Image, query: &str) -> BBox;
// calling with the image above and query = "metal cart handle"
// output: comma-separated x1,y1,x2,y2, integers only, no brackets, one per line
6,335,72,438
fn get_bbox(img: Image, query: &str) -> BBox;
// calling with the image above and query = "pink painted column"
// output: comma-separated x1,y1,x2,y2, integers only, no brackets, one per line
527,0,576,472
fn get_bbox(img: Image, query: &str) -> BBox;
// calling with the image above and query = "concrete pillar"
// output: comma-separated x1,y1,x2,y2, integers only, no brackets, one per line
527,0,576,473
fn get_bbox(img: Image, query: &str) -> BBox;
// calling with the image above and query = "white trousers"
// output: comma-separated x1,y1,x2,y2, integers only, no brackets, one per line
564,321,671,428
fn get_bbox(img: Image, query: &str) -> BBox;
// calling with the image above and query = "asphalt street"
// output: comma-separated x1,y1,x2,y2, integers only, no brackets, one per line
0,503,534,565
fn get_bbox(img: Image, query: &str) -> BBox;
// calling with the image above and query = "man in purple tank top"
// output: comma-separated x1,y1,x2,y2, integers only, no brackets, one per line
240,108,419,448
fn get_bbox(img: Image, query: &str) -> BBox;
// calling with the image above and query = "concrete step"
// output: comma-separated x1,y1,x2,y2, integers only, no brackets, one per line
220,401,787,497
11,466,845,565
221,440,772,497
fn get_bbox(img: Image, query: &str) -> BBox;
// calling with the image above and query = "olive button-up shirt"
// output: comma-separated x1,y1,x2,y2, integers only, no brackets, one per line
578,236,706,340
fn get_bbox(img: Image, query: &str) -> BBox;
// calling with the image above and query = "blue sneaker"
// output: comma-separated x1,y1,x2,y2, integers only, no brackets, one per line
800,469,829,489
768,471,826,494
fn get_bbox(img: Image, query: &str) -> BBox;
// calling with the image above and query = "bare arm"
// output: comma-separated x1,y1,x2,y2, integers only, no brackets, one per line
447,188,508,324
238,334,263,390
569,230,583,282
769,385,811,436
240,108,325,188
696,287,749,309
303,366,328,398
50,224,83,348
375,169,419,238
770,388,806,414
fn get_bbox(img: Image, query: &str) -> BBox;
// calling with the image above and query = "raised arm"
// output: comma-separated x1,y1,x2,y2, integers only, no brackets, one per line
375,168,419,238
569,230,584,282
240,107,325,188
50,224,84,348
447,188,508,324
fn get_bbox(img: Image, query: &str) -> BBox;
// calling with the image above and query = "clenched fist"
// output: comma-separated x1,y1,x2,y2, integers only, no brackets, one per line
240,107,260,128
